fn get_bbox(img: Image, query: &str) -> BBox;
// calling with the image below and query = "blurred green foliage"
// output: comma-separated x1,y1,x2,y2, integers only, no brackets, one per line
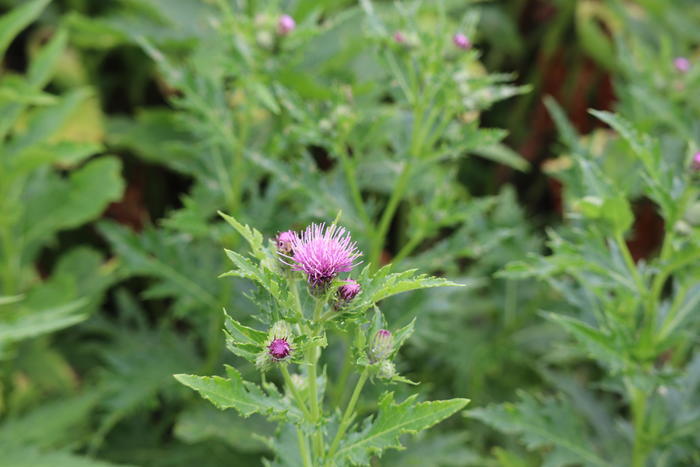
0,0,698,465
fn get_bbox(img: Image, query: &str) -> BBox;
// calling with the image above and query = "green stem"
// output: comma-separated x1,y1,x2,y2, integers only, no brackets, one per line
391,230,425,265
290,277,305,320
335,141,371,229
369,162,413,268
307,298,326,460
326,369,369,461
614,232,645,293
629,382,649,467
296,427,312,467
331,338,355,407
281,365,312,420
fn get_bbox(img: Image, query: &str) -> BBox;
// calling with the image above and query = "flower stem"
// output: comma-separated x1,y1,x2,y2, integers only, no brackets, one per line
281,365,312,420
326,368,369,461
296,427,312,467
628,382,649,467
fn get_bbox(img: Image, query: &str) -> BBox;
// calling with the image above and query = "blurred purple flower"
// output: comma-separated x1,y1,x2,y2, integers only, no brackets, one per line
674,57,690,73
282,223,361,288
268,338,291,360
276,230,296,255
693,152,700,170
453,33,470,50
278,14,296,35
393,31,406,44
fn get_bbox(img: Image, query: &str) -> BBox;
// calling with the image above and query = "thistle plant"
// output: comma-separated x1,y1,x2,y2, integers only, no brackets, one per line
176,214,468,466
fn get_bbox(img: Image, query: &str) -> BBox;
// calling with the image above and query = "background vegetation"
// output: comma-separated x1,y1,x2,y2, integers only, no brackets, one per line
1,0,699,465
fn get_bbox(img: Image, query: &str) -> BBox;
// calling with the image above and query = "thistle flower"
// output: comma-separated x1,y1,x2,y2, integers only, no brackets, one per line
282,223,361,289
276,230,296,255
393,31,406,44
369,329,393,362
257,321,293,369
268,338,291,360
453,33,470,50
338,279,361,302
278,14,295,35
693,152,700,171
674,57,691,73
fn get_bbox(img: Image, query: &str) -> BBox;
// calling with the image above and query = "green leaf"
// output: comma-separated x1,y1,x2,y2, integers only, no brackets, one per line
219,211,266,259
472,143,530,172
467,391,608,467
6,88,92,158
336,393,469,465
23,157,124,250
545,313,629,373
223,310,269,362
0,444,132,467
174,404,273,453
28,28,68,88
347,265,463,314
0,0,51,59
0,298,87,345
175,365,300,420
97,222,221,314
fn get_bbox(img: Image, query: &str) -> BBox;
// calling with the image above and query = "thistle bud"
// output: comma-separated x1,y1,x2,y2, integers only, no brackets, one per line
369,329,393,362
278,14,295,35
453,33,471,50
674,57,691,73
393,31,406,44
276,230,296,256
265,320,293,363
270,320,292,340
337,279,361,305
268,338,291,360
378,360,396,379
693,152,700,171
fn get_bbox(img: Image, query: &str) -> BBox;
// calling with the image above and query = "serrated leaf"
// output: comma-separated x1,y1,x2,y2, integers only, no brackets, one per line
546,313,629,373
467,391,608,467
336,393,469,465
175,365,300,420
219,211,266,259
97,222,221,313
346,265,463,314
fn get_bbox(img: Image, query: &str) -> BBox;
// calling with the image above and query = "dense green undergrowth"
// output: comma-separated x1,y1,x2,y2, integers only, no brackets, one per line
0,0,698,466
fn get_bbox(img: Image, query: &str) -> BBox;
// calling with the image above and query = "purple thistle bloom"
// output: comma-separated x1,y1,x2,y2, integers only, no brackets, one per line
338,279,361,302
693,152,700,170
278,14,296,35
276,230,296,255
453,33,471,50
393,31,406,44
282,223,361,288
268,338,291,360
674,57,691,73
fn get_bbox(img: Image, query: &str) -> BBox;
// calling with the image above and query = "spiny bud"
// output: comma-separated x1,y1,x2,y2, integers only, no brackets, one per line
265,320,293,362
268,338,291,360
369,329,393,362
276,230,296,256
453,33,470,50
278,14,295,35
